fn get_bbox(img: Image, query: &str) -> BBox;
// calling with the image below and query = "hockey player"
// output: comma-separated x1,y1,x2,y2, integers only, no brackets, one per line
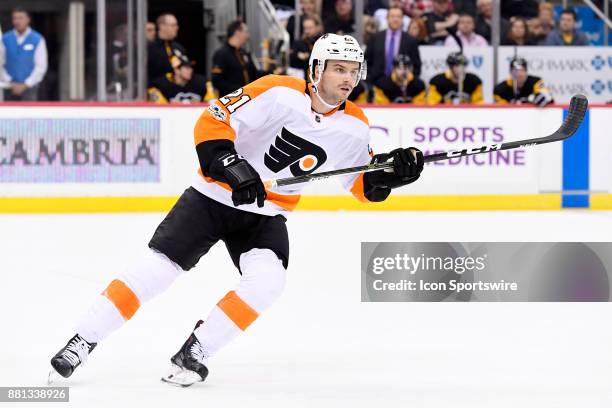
494,57,554,106
49,34,425,387
147,54,207,104
371,54,426,104
427,52,484,105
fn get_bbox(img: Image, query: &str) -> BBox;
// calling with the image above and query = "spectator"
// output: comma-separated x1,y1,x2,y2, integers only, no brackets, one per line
453,0,476,16
286,0,318,44
145,22,156,43
408,17,429,45
494,57,553,106
290,14,323,79
109,24,128,99
527,18,546,45
1,7,48,101
422,0,459,45
321,0,339,15
147,13,187,85
502,17,534,45
147,54,206,104
428,51,484,104
365,0,388,15
403,0,434,18
211,19,265,97
324,0,356,36
537,3,555,38
501,0,538,20
474,0,509,43
374,0,411,31
372,54,426,104
363,15,380,46
365,6,422,85
544,8,589,46
444,13,488,47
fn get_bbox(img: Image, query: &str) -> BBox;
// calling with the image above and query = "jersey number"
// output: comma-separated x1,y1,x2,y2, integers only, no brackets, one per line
219,88,251,114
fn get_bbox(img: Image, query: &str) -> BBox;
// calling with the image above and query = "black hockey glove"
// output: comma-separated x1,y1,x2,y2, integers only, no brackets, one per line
209,152,267,208
365,147,424,189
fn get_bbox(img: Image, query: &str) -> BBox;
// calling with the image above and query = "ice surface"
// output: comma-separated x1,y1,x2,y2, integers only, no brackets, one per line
1,211,612,407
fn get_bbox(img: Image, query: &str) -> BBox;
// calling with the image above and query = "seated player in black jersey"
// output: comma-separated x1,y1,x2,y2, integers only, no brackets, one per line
349,55,426,104
147,54,207,104
427,52,484,105
371,54,426,104
348,79,370,103
494,57,554,106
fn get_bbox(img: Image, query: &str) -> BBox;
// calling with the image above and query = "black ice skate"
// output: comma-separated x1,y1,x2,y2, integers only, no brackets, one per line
50,334,97,378
161,320,209,387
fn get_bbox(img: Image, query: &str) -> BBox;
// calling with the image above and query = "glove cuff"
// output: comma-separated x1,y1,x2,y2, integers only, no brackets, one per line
224,160,261,188
196,139,236,181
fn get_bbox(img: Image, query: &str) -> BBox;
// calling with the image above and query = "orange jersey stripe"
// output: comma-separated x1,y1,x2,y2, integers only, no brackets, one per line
267,190,301,211
194,75,305,146
199,172,301,211
102,279,140,320
344,100,369,126
243,74,304,97
350,173,369,203
194,107,236,145
217,290,259,331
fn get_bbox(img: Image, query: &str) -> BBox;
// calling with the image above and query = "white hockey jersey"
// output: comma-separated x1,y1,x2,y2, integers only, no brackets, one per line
192,75,373,216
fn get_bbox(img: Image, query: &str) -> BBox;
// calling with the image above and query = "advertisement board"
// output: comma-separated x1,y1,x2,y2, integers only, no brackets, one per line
0,105,608,210
0,118,160,183
418,46,612,104
497,47,612,104
365,107,563,195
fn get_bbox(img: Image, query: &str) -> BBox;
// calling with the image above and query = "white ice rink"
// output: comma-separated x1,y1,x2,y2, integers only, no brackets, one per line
2,210,612,407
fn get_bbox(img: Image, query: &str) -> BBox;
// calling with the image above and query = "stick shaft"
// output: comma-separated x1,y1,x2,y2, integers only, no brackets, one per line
267,94,588,189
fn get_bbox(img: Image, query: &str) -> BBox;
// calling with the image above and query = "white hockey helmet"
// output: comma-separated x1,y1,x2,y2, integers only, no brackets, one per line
308,33,366,88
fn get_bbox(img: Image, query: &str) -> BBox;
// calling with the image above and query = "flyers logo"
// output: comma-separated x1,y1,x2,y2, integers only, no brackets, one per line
264,127,327,176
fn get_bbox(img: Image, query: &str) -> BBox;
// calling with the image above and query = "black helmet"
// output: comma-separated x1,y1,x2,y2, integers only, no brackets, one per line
509,56,528,71
446,52,468,67
171,53,194,69
393,54,413,70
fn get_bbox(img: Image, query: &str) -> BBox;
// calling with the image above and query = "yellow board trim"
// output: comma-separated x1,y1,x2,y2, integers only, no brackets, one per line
0,194,611,213
0,196,180,213
590,193,612,210
298,194,563,211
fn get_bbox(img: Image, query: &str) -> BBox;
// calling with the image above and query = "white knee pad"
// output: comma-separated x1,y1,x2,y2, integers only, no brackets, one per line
236,248,286,313
119,248,184,303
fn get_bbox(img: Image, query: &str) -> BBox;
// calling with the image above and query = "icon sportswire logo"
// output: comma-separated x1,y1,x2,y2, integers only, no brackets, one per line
264,127,327,176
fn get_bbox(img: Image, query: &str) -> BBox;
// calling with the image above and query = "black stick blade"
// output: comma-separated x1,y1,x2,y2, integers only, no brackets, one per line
559,94,588,138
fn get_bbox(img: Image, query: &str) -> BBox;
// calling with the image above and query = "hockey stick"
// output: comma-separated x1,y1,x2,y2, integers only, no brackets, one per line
264,94,588,189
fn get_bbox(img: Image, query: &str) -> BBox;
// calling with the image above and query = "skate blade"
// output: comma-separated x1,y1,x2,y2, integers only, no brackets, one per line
47,369,63,385
161,364,203,387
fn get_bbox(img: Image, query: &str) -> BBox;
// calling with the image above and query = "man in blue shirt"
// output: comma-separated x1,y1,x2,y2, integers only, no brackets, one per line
1,8,48,100
544,8,589,46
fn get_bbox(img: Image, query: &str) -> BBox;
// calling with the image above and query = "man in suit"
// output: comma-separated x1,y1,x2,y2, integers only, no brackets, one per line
365,6,421,85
